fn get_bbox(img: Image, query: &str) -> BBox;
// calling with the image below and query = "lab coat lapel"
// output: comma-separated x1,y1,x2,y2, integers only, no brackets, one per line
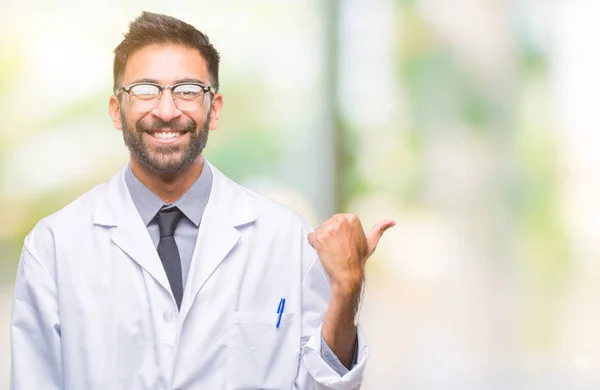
181,161,257,312
93,168,172,294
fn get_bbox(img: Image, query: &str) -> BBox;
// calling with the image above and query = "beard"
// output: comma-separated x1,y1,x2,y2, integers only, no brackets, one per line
121,109,210,175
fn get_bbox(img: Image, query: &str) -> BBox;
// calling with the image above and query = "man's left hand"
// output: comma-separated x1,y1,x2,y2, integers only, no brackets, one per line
307,214,395,296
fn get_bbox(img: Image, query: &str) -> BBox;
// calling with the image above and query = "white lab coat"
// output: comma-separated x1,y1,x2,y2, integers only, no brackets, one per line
11,161,368,390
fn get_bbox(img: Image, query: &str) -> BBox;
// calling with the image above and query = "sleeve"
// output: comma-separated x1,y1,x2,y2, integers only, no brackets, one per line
11,237,63,390
294,255,369,390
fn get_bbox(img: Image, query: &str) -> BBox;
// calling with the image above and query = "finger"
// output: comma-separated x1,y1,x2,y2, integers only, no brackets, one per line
365,219,395,257
307,232,317,249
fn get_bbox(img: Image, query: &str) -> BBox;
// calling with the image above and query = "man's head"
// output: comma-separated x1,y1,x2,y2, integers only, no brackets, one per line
109,12,223,176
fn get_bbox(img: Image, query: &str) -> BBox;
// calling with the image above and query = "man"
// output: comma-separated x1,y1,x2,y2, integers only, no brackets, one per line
11,12,394,390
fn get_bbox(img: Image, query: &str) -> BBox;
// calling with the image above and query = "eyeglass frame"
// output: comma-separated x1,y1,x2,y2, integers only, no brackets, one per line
115,81,217,112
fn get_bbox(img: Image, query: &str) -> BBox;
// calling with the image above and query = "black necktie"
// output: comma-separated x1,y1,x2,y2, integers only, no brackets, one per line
157,207,184,310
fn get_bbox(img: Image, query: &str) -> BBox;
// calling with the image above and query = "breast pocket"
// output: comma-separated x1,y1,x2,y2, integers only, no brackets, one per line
226,311,300,390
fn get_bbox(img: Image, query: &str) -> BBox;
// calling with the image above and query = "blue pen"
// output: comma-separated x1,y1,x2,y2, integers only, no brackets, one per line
276,298,286,328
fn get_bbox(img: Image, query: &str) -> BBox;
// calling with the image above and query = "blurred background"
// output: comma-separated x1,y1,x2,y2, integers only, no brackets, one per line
1,0,600,388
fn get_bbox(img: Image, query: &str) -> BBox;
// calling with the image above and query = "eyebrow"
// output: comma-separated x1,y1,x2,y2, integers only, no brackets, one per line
129,77,208,85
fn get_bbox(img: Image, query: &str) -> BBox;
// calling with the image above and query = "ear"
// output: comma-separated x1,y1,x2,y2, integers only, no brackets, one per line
208,93,223,131
108,95,123,130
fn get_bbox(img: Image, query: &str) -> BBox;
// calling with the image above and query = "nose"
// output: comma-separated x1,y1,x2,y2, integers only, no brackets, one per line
151,89,182,122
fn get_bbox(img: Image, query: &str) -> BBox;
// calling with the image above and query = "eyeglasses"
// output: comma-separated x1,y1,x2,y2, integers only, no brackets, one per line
115,82,216,112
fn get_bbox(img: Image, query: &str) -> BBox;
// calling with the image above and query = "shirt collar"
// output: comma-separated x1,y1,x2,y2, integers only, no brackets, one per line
124,162,213,227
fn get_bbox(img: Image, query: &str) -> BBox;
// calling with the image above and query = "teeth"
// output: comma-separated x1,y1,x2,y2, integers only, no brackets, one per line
152,132,181,139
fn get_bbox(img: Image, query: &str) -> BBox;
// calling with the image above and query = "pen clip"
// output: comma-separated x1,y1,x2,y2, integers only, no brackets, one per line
276,298,286,328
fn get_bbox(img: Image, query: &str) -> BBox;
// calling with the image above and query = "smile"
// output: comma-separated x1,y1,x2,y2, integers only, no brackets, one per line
150,131,184,140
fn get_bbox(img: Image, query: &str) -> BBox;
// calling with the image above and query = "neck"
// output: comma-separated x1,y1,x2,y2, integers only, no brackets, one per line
130,156,204,204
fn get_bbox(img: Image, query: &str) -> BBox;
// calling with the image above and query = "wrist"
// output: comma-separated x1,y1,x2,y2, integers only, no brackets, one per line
324,282,362,335
330,278,363,301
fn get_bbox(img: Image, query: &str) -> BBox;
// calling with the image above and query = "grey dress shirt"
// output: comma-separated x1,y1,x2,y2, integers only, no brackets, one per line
124,162,353,376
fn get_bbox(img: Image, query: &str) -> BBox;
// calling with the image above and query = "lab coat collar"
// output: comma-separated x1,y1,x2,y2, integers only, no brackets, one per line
92,160,258,306
181,160,257,313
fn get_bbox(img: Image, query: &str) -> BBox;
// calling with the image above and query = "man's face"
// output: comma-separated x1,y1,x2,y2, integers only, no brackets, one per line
109,44,222,175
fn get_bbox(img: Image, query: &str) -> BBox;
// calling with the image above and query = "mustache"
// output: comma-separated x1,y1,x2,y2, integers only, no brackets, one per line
136,118,196,133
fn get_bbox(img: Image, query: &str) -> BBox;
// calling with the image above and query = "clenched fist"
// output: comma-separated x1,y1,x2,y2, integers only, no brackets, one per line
307,214,395,295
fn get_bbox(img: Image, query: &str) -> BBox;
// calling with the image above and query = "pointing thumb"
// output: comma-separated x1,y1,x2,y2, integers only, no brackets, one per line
366,219,395,257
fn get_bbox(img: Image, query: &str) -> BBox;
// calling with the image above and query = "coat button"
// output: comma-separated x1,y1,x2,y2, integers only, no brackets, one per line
162,309,177,323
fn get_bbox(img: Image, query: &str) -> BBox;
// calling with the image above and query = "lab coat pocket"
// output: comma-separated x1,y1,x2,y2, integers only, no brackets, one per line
227,311,299,390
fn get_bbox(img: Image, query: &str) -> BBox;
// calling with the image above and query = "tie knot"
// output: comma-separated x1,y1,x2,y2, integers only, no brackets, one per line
157,207,184,238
